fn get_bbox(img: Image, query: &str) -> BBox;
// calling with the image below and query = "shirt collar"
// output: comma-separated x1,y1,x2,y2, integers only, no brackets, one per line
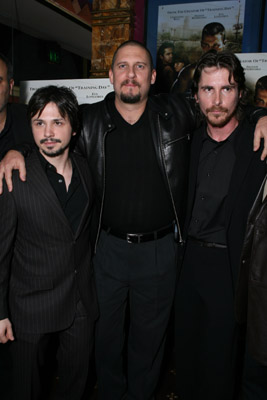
202,121,240,145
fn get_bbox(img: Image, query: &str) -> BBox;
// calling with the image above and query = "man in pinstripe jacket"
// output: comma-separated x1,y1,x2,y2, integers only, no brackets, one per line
0,86,98,400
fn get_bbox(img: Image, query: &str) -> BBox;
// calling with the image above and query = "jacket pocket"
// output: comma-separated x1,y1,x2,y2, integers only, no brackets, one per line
11,275,54,295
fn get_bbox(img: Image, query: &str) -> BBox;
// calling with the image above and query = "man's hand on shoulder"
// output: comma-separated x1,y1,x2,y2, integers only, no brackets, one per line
0,318,14,344
254,116,267,160
0,150,26,194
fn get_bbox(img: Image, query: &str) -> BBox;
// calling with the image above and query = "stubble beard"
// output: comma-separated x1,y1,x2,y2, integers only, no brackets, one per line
42,146,68,157
0,96,9,114
40,139,70,158
205,107,237,128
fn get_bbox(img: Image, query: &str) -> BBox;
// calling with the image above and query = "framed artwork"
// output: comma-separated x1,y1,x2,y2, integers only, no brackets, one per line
36,0,93,30
146,0,265,67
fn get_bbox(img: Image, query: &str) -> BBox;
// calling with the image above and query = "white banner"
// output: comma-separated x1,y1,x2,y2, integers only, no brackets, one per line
20,78,113,105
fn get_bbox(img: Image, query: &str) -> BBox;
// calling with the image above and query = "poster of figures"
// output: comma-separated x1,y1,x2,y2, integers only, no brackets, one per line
157,0,245,62
155,0,245,94
237,53,267,107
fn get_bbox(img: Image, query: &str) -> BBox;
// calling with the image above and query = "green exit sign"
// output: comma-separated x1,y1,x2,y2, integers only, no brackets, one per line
46,42,61,64
49,50,60,64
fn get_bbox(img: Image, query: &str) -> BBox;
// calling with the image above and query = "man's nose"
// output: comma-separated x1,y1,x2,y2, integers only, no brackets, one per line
44,124,55,137
127,66,136,78
213,90,222,105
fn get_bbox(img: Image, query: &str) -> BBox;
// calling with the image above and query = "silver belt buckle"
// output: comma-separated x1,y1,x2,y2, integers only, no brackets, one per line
127,233,134,243
126,233,140,244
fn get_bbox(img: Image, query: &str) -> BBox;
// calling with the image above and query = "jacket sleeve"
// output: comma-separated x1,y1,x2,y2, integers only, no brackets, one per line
73,104,90,157
0,186,17,320
246,105,267,122
168,91,199,129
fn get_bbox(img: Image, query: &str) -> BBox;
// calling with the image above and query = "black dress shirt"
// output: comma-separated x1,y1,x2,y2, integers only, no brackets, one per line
102,99,174,233
0,106,15,160
188,124,239,244
38,152,87,234
0,104,33,160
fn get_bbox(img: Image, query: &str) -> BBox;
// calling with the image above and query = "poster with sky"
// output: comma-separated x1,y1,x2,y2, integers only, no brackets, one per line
157,0,246,64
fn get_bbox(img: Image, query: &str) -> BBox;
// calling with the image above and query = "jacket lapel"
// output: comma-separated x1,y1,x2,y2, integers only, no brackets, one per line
71,155,92,240
224,120,256,226
247,173,267,224
26,151,74,235
185,126,203,232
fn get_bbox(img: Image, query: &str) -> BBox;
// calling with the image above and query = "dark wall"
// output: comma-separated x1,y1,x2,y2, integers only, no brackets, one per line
0,23,87,85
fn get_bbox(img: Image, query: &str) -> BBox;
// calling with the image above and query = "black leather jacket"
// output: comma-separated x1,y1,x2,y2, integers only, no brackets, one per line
235,174,267,365
78,91,196,249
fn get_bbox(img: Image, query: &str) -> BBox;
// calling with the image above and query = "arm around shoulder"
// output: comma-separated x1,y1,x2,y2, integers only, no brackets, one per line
0,318,14,343
0,150,27,194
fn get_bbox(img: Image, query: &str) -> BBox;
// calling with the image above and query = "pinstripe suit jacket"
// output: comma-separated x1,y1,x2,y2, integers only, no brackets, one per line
0,150,98,334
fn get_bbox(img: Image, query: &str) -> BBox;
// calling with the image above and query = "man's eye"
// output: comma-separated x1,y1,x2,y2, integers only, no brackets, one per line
119,64,126,69
136,64,145,69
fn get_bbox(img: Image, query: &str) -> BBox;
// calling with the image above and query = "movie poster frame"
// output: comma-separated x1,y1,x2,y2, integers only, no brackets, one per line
145,0,264,66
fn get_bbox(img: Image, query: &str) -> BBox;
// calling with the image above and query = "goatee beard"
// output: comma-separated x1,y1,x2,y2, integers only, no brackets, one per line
120,93,141,104
41,143,70,158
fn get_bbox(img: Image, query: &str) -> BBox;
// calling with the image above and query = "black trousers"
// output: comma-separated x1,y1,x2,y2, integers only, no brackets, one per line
93,230,178,400
175,239,240,400
7,300,94,400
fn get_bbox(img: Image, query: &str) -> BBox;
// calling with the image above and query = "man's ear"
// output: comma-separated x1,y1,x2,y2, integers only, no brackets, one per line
194,93,199,103
109,69,114,85
9,79,14,95
151,69,156,85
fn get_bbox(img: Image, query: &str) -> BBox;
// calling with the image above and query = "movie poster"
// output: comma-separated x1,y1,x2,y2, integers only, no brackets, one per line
236,53,267,105
157,0,245,64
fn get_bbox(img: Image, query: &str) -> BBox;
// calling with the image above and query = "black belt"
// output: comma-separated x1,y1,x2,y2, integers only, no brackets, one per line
102,224,174,244
188,236,227,249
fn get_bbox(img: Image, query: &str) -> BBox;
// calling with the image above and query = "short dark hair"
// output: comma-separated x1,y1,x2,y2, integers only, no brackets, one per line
158,42,174,57
255,75,267,93
192,50,248,120
201,22,226,42
111,40,154,71
0,53,13,82
27,86,79,133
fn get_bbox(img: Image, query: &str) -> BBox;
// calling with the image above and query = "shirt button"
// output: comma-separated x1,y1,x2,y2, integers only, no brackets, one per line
201,196,205,200
74,269,77,274
58,179,63,183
